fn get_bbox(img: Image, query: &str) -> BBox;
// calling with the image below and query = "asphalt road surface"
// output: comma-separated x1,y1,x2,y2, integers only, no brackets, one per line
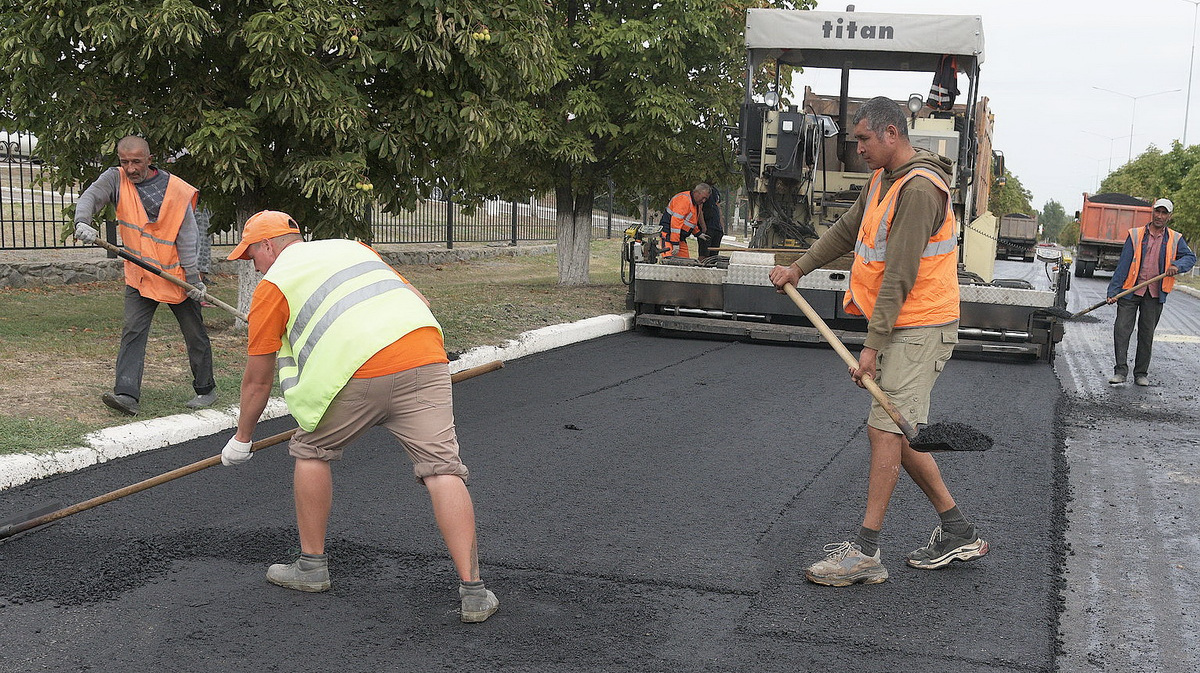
0,258,1194,672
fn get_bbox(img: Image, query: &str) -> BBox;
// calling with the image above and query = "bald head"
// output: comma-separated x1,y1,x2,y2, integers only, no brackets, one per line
117,135,151,155
116,136,154,184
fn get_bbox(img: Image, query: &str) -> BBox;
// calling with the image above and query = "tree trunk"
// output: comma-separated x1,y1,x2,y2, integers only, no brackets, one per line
555,174,594,286
232,196,264,331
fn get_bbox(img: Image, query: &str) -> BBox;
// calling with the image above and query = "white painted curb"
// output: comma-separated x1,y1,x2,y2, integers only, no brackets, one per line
0,312,634,491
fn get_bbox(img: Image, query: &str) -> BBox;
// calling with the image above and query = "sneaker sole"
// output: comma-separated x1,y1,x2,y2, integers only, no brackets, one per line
461,604,499,623
267,576,331,592
907,539,989,570
804,568,889,587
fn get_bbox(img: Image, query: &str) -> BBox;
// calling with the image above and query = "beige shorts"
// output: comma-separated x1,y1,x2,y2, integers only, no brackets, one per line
288,362,470,483
867,323,957,434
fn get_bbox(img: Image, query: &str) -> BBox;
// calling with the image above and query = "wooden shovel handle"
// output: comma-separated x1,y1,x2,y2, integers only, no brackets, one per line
91,238,248,321
0,360,504,540
782,284,921,442
1071,270,1170,319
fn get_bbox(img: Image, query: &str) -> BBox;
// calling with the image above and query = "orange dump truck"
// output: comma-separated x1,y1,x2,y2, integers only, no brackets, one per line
1074,193,1152,278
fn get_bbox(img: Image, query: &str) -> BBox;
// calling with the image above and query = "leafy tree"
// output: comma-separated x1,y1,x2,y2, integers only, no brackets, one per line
1038,199,1068,243
485,0,814,285
0,1,556,240
987,168,1034,218
1058,219,1079,248
1101,141,1200,244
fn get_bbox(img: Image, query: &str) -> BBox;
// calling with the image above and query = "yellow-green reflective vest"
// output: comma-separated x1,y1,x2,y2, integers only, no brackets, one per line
264,240,442,430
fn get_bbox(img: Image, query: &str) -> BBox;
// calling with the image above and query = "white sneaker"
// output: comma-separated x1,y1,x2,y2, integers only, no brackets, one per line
804,541,888,586
1107,374,1126,384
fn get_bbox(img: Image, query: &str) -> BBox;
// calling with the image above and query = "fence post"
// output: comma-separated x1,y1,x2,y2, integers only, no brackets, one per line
445,194,454,250
510,199,517,246
606,184,613,239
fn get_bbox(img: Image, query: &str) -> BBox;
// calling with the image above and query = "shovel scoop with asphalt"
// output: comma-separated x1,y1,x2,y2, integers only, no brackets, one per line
782,284,992,453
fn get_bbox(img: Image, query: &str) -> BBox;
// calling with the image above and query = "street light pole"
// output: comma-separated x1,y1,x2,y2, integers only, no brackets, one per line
1093,86,1182,163
1081,130,1131,173
1184,0,1200,145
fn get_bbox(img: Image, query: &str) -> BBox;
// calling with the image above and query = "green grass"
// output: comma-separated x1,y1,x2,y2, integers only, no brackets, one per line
0,239,629,455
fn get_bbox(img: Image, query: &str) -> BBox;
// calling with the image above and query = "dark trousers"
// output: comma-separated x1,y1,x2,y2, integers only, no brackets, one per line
1112,293,1164,377
698,229,724,258
115,285,216,401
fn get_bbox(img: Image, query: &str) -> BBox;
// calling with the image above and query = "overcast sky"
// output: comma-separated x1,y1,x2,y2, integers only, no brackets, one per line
802,0,1199,213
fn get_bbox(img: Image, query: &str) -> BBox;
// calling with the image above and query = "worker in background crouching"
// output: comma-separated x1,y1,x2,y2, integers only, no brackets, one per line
220,210,499,623
659,183,711,258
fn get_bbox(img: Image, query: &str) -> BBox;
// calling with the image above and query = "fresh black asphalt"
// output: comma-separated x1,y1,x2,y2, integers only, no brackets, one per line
0,332,1063,672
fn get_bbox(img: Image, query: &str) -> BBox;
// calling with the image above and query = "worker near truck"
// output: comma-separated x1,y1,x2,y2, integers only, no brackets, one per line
219,210,499,623
1105,198,1196,387
71,135,217,417
768,96,988,587
659,183,711,258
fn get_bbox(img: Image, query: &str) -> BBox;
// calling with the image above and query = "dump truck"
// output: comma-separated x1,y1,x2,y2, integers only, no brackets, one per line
623,7,1068,362
1073,192,1152,278
996,213,1039,262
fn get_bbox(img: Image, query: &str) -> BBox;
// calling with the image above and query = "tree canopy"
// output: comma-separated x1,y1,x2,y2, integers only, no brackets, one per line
987,168,1034,218
0,0,556,238
1038,199,1068,244
1100,141,1200,244
480,0,814,284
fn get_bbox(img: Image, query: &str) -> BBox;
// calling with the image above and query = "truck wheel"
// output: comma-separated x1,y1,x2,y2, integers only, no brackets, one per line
1074,263,1086,278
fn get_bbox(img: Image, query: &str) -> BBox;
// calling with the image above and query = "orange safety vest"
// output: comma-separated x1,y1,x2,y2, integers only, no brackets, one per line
660,191,700,258
844,167,959,326
116,170,199,304
1122,225,1181,294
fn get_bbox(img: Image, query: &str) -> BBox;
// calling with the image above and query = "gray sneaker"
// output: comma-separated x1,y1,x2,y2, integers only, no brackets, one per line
906,525,989,569
1108,374,1126,384
459,581,499,623
1134,375,1150,387
266,553,331,592
101,392,139,416
804,541,888,586
185,392,217,409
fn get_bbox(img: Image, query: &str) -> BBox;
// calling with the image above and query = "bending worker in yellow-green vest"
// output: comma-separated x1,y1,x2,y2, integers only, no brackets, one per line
219,211,498,623
769,96,988,588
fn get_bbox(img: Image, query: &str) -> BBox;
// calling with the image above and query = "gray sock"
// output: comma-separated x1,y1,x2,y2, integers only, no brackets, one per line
855,526,880,557
938,506,973,537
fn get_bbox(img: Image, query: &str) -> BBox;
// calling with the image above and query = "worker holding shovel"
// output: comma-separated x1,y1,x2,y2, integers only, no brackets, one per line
220,211,499,623
72,135,216,416
769,96,988,587
1105,198,1196,387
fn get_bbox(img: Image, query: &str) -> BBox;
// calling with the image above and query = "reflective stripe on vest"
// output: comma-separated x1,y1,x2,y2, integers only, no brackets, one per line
116,171,199,304
1122,226,1180,294
264,240,442,430
660,191,698,258
844,167,960,326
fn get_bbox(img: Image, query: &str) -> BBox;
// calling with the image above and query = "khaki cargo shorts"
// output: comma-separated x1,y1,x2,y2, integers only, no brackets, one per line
867,323,958,434
288,362,470,483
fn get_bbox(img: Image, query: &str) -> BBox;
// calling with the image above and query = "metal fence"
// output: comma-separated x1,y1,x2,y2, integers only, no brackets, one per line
1,132,638,250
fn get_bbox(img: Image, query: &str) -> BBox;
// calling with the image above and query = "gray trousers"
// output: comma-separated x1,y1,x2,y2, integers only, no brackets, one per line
1112,293,1165,378
115,285,216,401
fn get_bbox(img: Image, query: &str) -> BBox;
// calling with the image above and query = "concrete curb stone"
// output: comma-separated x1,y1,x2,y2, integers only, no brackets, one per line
0,311,635,491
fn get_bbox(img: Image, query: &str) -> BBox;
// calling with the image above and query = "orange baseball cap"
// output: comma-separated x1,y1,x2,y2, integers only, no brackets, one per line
227,210,302,260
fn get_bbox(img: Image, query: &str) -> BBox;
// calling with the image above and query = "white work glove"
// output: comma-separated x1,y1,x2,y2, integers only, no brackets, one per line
221,436,253,466
74,222,98,244
186,282,207,302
